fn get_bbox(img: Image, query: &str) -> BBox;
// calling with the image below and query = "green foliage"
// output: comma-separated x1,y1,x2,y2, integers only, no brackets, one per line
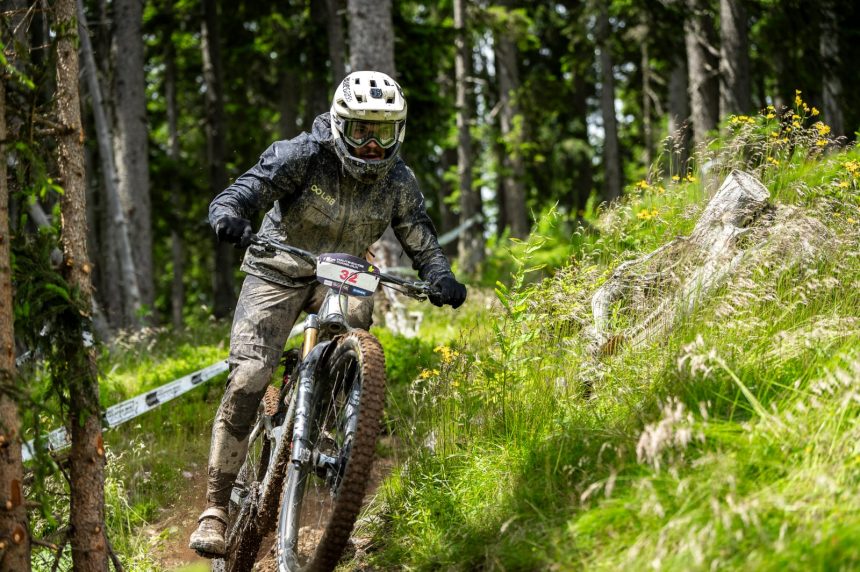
363,125,860,570
481,205,588,287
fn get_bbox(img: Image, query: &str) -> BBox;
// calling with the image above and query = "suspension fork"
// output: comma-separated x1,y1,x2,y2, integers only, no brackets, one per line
290,318,329,465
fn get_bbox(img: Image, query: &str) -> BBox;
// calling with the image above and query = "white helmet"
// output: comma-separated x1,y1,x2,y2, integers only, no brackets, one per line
330,71,407,183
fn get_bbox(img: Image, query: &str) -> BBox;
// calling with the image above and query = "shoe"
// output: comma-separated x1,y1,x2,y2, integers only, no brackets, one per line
189,506,228,557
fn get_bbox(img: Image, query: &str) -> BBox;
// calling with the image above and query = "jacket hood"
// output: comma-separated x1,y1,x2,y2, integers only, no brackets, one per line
311,113,334,149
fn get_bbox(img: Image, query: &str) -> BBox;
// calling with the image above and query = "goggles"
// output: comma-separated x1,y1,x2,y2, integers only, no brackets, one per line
342,120,401,149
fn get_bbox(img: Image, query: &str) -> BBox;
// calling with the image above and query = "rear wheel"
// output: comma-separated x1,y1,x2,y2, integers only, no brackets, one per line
276,330,386,572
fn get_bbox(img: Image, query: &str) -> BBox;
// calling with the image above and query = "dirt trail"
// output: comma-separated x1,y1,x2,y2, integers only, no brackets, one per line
151,441,397,571
149,467,210,571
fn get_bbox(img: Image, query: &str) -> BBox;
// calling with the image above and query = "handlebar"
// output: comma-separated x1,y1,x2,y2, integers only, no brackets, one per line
249,235,437,301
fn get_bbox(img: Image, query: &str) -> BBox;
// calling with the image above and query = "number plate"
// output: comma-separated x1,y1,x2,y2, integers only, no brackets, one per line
316,253,381,297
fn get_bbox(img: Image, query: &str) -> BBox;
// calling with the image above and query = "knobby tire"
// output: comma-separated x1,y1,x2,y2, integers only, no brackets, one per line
277,330,386,572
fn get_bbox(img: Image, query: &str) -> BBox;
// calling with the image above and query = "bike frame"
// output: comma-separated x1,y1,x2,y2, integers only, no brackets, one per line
224,235,433,570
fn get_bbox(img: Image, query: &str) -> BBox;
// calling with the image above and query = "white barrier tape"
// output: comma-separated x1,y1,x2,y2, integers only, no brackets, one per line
22,359,229,463
21,322,308,464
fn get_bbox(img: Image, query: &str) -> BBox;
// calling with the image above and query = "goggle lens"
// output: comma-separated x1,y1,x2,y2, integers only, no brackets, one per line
343,120,399,149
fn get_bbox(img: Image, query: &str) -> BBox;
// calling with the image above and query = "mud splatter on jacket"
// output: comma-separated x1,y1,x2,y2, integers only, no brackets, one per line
209,113,454,287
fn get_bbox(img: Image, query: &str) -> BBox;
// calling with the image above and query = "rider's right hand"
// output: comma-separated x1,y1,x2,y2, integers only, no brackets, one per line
215,216,253,248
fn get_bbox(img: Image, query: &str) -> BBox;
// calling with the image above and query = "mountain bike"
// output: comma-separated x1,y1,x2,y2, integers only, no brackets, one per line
212,235,436,572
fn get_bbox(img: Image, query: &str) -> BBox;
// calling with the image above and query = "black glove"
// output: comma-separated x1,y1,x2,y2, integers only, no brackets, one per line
428,276,467,309
215,216,253,248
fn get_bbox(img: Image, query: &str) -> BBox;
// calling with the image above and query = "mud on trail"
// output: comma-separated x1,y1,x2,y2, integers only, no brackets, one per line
150,441,398,571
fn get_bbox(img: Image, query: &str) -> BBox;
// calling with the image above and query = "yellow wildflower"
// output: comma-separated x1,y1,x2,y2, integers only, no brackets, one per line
779,138,790,144
811,107,820,116
434,345,459,364
685,174,697,183
792,121,801,129
767,104,776,112
843,161,860,175
637,208,653,221
766,113,776,120
770,131,780,138
672,175,680,182
816,139,828,147
656,185,666,194
791,114,801,121
814,122,831,136
803,103,810,113
847,218,857,224
634,180,651,191
838,181,850,189
767,157,780,166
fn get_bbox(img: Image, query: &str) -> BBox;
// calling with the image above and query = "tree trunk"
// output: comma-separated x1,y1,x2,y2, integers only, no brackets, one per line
201,0,236,319
0,65,31,572
164,0,185,330
77,0,142,329
438,147,459,256
820,0,844,136
454,0,484,274
111,0,154,313
719,0,751,117
597,1,622,202
684,0,719,146
56,1,108,570
326,0,346,85
305,0,331,125
667,49,691,175
570,41,594,212
347,0,396,76
495,139,508,239
494,7,529,239
346,0,406,269
278,68,301,139
641,33,654,167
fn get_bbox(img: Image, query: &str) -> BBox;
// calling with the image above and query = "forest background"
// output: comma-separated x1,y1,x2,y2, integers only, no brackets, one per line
1,0,859,570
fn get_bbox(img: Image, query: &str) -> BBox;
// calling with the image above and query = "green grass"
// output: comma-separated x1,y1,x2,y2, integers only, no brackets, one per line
363,112,860,570
27,322,231,572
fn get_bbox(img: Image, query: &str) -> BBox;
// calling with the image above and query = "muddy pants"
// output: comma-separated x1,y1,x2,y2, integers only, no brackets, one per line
206,275,373,507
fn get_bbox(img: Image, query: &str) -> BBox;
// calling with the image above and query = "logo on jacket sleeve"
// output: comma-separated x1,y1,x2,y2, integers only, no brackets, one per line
310,184,336,206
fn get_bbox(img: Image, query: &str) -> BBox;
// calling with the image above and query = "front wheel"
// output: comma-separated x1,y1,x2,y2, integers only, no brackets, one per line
276,330,386,572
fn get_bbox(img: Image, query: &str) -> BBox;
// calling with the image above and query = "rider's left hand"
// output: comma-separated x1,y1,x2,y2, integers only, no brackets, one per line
429,276,467,309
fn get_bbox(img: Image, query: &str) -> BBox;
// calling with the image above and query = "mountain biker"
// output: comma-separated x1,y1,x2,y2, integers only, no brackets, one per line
190,70,467,557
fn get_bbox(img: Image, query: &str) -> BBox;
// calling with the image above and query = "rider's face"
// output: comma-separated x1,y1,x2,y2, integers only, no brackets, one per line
353,140,384,161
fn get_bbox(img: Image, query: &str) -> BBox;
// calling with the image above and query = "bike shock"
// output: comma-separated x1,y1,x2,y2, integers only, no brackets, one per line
301,314,320,358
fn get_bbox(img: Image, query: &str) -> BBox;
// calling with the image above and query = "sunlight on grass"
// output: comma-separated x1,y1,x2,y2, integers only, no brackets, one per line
364,114,860,570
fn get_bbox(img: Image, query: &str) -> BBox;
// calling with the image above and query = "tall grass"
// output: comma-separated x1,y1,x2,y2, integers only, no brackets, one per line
366,105,860,570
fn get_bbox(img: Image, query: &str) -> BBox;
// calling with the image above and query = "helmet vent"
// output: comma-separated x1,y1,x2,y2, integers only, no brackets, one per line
370,79,377,87
384,79,391,86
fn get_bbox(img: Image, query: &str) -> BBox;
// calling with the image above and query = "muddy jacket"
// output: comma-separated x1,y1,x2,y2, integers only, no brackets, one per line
209,114,454,287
